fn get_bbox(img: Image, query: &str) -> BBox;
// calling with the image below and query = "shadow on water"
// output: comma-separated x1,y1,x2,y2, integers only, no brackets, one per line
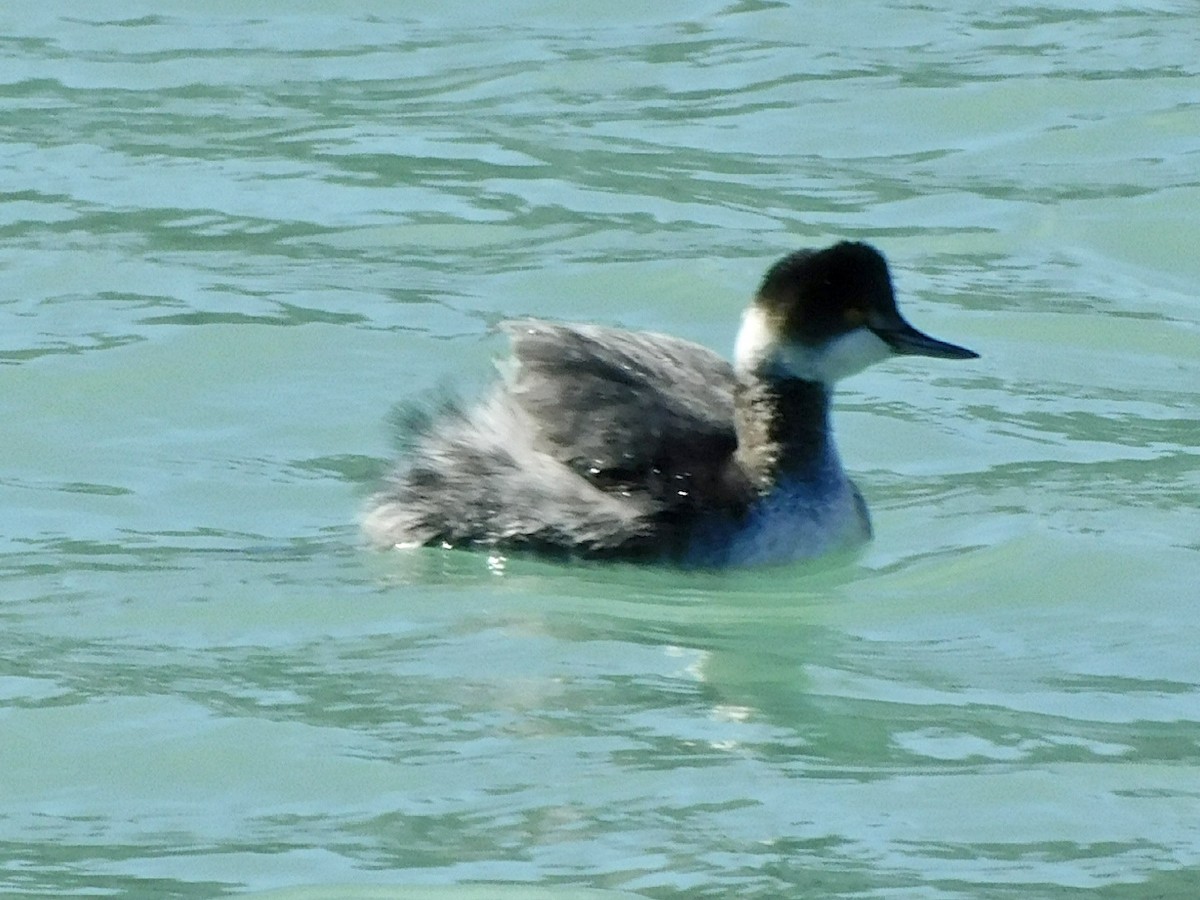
364,541,873,732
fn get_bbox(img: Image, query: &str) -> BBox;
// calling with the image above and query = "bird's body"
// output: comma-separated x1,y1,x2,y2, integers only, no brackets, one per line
364,242,977,566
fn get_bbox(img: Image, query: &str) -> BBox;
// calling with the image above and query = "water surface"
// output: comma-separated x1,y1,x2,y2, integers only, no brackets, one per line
2,2,1199,898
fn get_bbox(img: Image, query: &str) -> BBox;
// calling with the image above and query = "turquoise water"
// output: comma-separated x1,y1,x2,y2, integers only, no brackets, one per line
3,3,1199,898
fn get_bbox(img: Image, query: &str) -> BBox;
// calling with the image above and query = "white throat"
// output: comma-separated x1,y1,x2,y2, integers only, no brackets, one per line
734,305,891,384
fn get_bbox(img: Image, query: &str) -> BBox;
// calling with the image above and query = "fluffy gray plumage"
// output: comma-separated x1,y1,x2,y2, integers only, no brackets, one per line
363,320,754,559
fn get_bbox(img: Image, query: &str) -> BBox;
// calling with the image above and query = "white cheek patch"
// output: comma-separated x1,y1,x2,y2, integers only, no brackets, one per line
792,328,892,382
736,305,892,384
733,306,776,373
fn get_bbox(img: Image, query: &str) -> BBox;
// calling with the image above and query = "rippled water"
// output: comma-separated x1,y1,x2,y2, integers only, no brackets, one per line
3,3,1199,899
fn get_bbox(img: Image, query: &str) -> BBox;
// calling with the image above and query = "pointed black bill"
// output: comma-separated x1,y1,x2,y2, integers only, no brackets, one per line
873,319,979,360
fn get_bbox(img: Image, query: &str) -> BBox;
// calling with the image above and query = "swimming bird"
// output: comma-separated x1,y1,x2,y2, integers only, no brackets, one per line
364,241,977,566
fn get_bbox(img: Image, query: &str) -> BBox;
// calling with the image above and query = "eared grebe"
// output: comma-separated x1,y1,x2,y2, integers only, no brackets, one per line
364,241,977,566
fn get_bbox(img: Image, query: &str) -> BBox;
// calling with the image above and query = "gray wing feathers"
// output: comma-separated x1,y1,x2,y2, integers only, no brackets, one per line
502,321,737,480
363,390,655,553
363,320,741,556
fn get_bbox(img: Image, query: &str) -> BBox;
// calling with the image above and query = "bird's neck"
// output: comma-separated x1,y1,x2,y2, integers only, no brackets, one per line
733,374,841,492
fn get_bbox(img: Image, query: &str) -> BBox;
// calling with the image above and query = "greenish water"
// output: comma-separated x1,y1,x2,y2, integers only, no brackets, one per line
2,3,1198,899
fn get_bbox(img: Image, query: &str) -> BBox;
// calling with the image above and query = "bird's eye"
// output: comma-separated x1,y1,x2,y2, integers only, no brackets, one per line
843,306,866,327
